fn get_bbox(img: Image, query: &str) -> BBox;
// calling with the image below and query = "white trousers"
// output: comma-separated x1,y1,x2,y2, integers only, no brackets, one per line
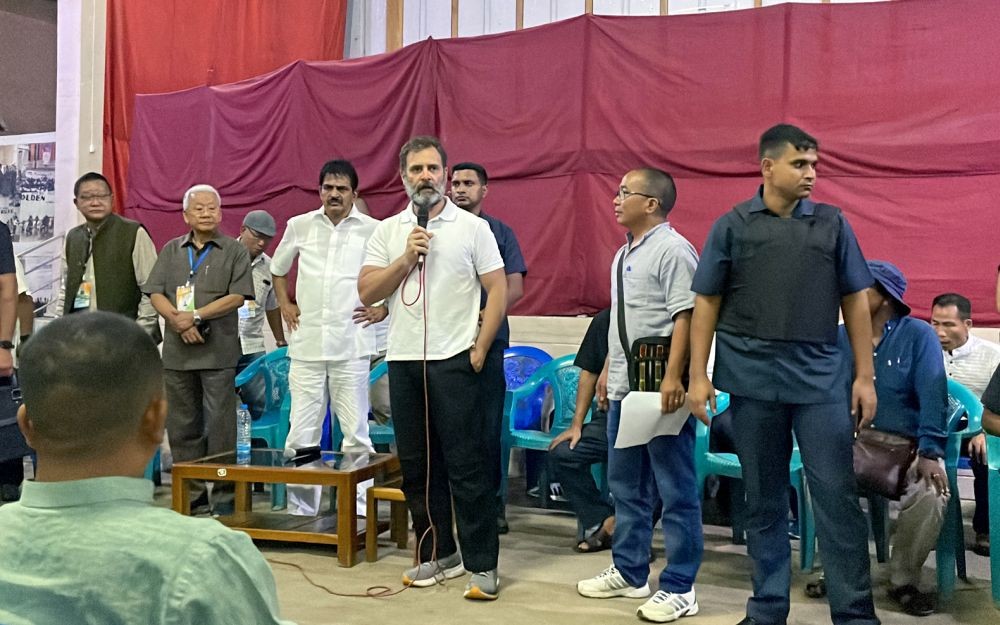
286,357,374,516
889,458,948,589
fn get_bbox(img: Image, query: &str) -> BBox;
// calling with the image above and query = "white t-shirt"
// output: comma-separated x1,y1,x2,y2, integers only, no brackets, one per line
271,206,379,362
363,199,503,361
942,333,1000,397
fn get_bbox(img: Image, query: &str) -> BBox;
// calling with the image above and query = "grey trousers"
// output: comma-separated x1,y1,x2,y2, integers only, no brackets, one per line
890,458,948,590
164,368,237,510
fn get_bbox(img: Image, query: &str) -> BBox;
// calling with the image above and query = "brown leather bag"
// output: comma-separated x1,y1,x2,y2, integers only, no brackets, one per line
852,427,917,500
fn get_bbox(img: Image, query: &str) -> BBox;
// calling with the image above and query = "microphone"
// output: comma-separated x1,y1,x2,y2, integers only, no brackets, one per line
416,205,429,270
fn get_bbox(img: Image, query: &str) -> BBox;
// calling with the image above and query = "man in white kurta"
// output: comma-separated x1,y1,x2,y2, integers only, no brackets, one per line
272,160,385,516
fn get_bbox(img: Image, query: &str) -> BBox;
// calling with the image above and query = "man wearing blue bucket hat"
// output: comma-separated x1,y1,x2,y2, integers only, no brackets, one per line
851,260,948,616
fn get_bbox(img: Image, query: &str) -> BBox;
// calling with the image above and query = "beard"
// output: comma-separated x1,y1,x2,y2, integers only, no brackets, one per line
404,178,444,210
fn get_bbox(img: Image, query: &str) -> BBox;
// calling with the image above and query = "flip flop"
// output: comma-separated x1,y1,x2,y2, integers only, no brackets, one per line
573,527,612,553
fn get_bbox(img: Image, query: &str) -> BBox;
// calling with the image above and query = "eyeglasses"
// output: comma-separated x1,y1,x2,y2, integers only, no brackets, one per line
77,193,112,202
616,187,657,203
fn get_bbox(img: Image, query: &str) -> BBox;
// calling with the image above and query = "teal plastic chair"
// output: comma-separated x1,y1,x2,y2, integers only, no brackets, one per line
500,354,596,508
367,361,394,448
986,431,1000,608
694,392,816,571
143,449,161,485
830,378,979,590
234,347,291,508
936,378,983,599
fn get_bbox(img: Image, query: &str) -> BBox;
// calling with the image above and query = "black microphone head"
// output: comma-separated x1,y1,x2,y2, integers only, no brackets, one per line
417,205,429,230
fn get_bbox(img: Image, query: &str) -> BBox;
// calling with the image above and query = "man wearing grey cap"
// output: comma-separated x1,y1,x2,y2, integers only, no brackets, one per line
236,210,286,372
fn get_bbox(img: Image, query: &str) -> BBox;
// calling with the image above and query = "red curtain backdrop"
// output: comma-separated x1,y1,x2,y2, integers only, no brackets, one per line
124,0,1000,322
104,0,347,216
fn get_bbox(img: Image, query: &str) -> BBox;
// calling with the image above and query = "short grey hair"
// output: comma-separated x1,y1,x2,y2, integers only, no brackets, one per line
182,184,222,211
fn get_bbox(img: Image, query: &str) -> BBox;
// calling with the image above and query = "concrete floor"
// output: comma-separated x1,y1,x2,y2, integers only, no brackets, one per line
236,498,997,625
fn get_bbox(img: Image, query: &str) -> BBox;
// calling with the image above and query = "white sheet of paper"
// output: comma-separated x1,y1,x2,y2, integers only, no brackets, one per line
614,391,689,449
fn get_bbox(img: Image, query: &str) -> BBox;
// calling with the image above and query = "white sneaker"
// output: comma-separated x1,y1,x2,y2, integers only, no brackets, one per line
636,589,699,622
577,565,651,599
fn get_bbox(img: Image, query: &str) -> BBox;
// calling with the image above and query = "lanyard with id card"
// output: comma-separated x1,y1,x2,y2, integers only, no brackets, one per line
177,245,211,312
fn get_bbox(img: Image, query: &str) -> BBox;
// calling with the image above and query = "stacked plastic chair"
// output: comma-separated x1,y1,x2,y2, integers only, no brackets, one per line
693,392,816,572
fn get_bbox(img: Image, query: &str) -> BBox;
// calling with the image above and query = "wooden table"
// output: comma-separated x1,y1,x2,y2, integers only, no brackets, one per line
172,449,400,567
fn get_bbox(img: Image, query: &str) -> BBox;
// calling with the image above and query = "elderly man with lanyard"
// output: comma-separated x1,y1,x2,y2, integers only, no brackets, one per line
145,184,254,516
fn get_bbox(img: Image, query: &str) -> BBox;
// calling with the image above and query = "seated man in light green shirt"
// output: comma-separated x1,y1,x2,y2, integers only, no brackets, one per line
0,311,295,625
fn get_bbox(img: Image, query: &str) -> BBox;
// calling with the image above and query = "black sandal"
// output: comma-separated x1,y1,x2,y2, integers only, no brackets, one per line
888,584,936,617
573,527,612,553
805,575,827,599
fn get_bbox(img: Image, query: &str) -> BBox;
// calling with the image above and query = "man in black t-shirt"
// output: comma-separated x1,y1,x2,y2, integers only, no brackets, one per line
982,366,1000,438
548,309,615,552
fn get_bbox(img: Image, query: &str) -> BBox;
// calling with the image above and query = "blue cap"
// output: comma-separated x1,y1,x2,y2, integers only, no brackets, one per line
867,260,911,316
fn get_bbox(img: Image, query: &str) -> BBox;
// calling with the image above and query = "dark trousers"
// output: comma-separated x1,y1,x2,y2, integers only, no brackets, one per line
972,455,990,535
236,351,264,375
389,351,499,573
730,396,878,625
164,368,237,509
0,458,23,485
480,340,507,518
548,411,613,531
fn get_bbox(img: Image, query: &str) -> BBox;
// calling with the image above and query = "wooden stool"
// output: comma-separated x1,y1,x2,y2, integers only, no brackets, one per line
365,483,409,562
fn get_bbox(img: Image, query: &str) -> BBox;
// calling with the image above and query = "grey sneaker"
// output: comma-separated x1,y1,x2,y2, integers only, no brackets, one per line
401,552,465,587
577,565,651,599
463,569,499,601
636,589,699,622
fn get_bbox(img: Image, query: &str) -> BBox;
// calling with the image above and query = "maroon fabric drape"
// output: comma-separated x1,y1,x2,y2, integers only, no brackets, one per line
104,0,347,215
126,0,1000,322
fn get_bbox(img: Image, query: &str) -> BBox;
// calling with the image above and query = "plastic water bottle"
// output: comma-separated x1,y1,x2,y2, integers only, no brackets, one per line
236,404,252,465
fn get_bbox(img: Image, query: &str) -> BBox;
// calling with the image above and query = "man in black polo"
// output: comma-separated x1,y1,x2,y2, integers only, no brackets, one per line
144,184,254,515
58,172,159,341
450,162,527,534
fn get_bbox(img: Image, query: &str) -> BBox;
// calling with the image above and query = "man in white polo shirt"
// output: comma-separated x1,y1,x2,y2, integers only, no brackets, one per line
272,160,383,516
359,136,506,601
931,292,1000,556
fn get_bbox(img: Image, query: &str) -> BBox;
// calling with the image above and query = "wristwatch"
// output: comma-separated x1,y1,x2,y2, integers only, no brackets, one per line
192,309,203,324
0,340,14,350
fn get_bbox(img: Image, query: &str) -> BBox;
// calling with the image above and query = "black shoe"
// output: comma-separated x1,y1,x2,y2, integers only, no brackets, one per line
888,584,936,617
735,618,760,625
0,484,20,502
189,492,210,516
497,517,509,535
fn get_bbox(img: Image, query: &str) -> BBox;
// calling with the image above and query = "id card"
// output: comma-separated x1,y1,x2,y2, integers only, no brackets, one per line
176,284,196,312
73,281,92,310
238,300,258,319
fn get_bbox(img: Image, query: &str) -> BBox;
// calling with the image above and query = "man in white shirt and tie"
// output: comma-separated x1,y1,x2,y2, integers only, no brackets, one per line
271,160,386,516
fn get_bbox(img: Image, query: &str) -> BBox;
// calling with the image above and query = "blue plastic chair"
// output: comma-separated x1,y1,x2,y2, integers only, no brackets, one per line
503,345,553,430
694,392,816,571
986,431,1000,608
321,361,395,451
234,347,291,508
500,353,596,508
